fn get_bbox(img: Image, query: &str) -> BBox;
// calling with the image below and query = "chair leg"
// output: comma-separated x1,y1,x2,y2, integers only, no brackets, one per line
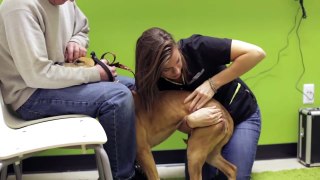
95,147,106,180
13,162,22,180
0,165,7,180
95,145,113,180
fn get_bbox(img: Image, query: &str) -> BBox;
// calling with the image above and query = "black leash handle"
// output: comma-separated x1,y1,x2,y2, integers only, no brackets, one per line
100,52,135,76
90,51,115,81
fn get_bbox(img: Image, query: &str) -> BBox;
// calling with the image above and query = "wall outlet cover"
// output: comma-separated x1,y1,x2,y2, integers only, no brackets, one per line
303,84,315,104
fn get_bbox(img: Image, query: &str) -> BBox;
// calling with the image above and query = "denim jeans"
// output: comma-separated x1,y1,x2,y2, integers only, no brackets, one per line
186,107,261,180
16,76,136,180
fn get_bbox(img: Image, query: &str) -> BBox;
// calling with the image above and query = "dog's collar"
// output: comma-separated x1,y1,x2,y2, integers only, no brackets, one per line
163,75,185,86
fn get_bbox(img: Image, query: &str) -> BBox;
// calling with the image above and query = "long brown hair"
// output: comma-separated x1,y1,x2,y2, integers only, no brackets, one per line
135,27,188,111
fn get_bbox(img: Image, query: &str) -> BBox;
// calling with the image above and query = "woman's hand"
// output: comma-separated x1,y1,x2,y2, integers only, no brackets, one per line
185,106,223,128
65,41,87,63
184,80,215,112
95,59,117,81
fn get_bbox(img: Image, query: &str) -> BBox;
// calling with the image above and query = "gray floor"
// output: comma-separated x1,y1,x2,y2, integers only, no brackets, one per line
6,158,306,180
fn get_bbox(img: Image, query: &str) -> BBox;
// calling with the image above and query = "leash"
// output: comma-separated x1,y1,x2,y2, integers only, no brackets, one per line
90,51,135,82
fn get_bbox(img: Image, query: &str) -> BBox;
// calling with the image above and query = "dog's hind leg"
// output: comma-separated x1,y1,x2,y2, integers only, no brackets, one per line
205,121,237,180
186,143,206,180
187,121,227,180
206,151,237,180
205,130,237,180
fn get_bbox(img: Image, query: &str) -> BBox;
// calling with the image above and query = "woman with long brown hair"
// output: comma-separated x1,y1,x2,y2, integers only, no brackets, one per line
135,27,266,180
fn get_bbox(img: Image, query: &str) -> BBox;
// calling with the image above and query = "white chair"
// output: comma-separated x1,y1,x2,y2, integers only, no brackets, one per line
0,88,113,180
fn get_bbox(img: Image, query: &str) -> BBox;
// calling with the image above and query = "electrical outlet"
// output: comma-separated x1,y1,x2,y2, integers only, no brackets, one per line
303,84,314,104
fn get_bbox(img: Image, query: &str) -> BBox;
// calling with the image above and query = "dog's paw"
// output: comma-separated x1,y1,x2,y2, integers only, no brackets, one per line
131,163,148,180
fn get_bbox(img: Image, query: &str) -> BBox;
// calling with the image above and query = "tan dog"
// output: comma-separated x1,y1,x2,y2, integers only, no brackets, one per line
62,56,236,179
133,90,237,180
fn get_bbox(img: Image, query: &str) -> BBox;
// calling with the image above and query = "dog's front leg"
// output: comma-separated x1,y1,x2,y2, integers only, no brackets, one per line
136,146,160,180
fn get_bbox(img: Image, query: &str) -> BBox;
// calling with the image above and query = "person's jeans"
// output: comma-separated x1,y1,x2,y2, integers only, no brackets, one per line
186,107,261,180
16,76,136,180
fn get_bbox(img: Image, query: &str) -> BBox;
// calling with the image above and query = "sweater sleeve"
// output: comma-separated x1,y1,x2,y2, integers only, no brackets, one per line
3,8,100,89
69,2,89,48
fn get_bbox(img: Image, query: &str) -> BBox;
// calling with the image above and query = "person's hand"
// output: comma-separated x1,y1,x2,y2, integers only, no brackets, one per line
185,106,223,128
65,41,87,63
95,59,117,81
184,80,215,112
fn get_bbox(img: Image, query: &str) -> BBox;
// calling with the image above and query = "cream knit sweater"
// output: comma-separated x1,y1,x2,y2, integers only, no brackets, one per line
0,0,100,110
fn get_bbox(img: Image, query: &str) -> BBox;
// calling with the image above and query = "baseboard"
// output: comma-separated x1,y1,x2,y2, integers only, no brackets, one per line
7,143,297,174
256,143,297,160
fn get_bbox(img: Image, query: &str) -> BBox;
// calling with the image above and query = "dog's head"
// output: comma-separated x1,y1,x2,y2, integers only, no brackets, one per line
63,57,95,68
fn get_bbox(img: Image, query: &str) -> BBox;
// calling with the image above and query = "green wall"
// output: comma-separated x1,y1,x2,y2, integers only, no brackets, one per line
76,0,320,149
2,0,320,153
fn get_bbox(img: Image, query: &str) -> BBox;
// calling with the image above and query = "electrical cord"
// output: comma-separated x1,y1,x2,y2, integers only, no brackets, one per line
299,0,307,19
244,2,311,101
243,7,300,81
294,12,312,100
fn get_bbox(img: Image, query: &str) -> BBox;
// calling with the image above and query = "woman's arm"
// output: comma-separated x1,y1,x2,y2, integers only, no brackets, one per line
212,40,266,89
178,106,224,134
185,40,266,112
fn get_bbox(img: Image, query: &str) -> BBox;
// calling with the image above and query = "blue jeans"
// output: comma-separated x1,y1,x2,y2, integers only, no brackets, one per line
186,107,261,180
16,76,136,180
